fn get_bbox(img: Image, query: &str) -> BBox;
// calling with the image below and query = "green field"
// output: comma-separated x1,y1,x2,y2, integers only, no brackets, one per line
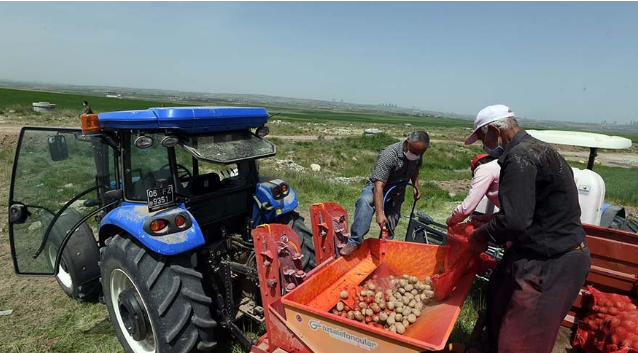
0,87,636,352
0,87,190,113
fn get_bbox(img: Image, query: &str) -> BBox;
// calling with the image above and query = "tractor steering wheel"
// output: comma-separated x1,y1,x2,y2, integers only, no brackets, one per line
160,164,192,183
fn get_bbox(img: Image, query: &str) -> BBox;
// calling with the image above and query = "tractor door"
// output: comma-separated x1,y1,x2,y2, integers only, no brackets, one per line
8,127,113,276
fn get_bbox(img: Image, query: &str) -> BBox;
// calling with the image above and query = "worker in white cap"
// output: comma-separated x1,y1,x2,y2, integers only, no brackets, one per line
464,105,590,353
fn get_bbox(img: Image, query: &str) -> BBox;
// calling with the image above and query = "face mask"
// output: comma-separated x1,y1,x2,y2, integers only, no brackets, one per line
404,150,420,161
482,127,504,158
483,144,504,158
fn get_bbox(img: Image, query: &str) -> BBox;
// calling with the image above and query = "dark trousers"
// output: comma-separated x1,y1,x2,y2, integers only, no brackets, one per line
485,246,590,353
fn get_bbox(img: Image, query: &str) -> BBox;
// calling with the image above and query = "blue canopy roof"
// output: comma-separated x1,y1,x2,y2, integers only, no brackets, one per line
98,106,269,132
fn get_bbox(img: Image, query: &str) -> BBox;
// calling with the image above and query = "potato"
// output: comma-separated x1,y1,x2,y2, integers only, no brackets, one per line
424,290,435,299
387,301,395,310
395,314,403,322
408,300,416,308
420,293,427,301
402,297,410,306
399,279,408,287
404,284,414,292
379,301,386,310
359,302,367,310
402,307,412,316
340,291,349,299
347,311,355,320
373,315,379,323
365,308,373,316
396,301,404,309
415,302,424,311
412,308,421,317
402,320,410,328
408,314,417,323
424,276,432,285
387,316,395,325
410,276,418,284
424,284,432,291
368,282,376,291
379,312,388,322
411,289,419,295
354,311,363,321
372,305,381,314
336,302,345,311
399,287,406,294
396,323,406,334
390,325,397,333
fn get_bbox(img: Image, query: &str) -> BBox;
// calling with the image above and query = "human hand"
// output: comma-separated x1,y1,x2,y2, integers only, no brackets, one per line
376,213,388,230
413,187,421,201
468,228,489,255
446,216,457,227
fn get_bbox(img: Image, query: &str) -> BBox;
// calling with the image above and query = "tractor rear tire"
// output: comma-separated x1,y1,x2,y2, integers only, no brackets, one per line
101,234,217,353
43,210,101,302
274,211,316,272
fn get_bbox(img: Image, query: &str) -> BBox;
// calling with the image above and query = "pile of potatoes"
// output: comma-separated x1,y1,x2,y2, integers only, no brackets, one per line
330,274,435,335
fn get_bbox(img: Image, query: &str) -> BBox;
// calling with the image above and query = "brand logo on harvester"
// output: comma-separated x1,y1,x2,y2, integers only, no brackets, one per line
308,320,378,350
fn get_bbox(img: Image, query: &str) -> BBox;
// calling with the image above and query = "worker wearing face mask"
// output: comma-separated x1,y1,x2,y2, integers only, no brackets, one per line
446,153,500,227
464,104,590,353
340,131,430,256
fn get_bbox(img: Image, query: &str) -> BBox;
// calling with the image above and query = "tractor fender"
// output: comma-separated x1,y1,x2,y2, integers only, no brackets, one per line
99,202,205,256
252,179,299,226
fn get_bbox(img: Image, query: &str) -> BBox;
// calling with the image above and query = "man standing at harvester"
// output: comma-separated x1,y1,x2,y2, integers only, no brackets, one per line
340,131,429,256
465,104,590,353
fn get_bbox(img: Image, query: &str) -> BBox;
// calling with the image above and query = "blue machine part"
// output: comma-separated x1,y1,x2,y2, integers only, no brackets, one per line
98,106,269,132
100,202,205,255
252,179,298,227
601,202,611,216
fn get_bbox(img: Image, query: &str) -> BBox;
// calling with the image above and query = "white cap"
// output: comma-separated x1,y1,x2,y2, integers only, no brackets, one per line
465,104,515,145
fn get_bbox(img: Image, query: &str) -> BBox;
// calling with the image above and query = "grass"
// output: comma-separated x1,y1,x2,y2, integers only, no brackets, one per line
0,87,188,113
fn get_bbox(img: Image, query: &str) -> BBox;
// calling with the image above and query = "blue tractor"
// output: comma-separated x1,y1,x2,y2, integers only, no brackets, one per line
8,107,316,352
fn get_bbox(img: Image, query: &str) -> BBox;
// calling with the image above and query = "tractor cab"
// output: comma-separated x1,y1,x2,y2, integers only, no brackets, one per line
9,107,315,352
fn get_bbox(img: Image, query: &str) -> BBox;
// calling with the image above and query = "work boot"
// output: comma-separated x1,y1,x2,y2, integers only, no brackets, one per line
340,242,360,256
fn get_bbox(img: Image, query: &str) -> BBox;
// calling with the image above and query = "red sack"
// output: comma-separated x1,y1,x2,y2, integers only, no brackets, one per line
431,223,478,301
573,286,638,353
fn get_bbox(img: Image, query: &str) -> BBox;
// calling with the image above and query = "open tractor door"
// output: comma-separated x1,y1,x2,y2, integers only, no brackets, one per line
8,127,114,301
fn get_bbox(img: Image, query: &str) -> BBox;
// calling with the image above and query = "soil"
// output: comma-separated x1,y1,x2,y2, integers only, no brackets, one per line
432,179,472,196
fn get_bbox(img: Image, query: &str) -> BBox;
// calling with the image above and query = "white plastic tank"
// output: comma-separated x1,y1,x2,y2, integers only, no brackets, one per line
572,167,606,226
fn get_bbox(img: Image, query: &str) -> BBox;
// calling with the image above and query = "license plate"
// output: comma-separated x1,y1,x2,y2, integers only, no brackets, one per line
147,185,175,212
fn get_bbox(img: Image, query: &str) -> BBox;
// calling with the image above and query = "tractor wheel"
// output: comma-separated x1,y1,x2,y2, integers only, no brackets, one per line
44,210,101,302
274,211,316,272
101,234,217,353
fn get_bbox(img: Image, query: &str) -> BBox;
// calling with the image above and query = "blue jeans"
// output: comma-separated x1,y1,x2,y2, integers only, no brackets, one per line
348,184,404,245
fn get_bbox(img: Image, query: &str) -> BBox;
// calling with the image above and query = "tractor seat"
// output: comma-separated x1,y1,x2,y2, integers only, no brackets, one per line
188,172,222,195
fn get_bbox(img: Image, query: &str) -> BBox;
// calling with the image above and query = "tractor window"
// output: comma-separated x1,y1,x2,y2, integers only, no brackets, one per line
126,133,173,201
180,131,275,164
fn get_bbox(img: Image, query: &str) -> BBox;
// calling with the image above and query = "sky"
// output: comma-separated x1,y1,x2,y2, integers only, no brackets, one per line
0,2,637,123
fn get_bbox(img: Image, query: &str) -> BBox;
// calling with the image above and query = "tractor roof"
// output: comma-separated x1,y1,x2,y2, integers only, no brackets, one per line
98,106,269,133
